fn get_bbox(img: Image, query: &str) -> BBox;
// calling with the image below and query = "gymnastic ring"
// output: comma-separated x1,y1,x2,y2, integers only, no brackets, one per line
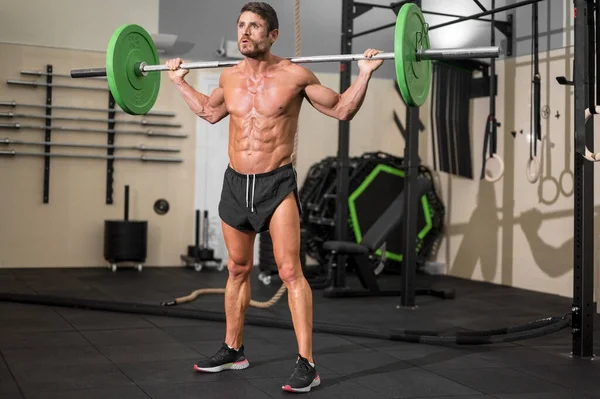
526,157,541,183
484,153,504,183
538,176,560,205
558,169,574,197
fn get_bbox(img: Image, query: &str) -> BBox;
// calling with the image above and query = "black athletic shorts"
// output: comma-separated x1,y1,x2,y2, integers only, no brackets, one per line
218,163,303,233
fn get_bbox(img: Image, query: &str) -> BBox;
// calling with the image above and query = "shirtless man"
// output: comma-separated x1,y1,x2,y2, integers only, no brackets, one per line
166,2,383,393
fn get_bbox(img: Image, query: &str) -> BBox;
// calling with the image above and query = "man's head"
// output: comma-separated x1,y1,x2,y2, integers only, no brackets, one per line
237,2,279,58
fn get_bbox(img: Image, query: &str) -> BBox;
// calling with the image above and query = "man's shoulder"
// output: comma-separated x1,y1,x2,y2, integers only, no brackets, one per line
221,65,239,77
276,59,316,84
219,65,240,84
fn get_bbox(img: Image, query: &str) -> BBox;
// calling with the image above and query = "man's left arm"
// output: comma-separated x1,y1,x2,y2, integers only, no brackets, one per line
302,49,383,121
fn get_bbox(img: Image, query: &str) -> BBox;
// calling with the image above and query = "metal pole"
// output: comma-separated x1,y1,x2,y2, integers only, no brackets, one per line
0,138,180,153
400,0,422,308
533,2,541,142
490,0,497,156
428,0,546,30
353,1,393,9
401,107,419,307
572,0,595,359
351,21,396,39
44,64,52,204
422,10,493,22
334,0,354,292
0,100,176,117
0,149,182,163
0,122,188,138
124,185,130,221
0,112,182,128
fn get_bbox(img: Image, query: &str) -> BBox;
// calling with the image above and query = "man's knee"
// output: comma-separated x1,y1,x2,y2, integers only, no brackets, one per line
277,260,303,284
228,256,253,280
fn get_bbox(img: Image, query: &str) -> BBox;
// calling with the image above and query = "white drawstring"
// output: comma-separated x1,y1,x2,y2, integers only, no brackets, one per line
251,174,256,212
245,174,256,212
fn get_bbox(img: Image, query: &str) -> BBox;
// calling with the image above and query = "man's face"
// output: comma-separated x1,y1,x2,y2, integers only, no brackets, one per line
237,11,277,58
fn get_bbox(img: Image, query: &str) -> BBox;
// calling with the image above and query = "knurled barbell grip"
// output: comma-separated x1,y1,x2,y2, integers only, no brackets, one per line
70,68,107,78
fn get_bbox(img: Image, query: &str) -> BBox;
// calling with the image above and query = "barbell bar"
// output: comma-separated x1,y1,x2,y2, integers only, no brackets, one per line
7,79,109,92
0,122,188,139
0,100,176,117
0,137,180,153
72,47,498,77
68,3,500,114
20,69,106,80
0,149,182,163
0,111,182,128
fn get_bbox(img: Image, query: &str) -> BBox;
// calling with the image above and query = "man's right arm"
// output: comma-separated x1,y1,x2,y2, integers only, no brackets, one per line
166,58,229,124
172,77,228,124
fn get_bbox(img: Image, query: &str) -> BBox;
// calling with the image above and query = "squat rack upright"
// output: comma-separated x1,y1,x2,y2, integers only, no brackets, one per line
332,0,594,358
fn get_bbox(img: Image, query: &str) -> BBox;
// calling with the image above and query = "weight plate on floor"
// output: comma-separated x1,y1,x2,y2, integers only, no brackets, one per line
106,24,160,115
395,3,431,107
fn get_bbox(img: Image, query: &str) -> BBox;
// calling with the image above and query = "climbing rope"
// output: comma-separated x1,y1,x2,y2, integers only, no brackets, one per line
291,0,301,166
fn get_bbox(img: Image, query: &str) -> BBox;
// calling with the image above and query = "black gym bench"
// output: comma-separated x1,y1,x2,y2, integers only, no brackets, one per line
321,177,455,301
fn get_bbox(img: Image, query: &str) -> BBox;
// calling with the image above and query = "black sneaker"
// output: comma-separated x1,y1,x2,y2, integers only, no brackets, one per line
193,343,249,373
282,354,320,393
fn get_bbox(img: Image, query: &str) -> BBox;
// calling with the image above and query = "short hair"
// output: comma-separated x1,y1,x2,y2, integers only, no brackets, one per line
239,2,279,33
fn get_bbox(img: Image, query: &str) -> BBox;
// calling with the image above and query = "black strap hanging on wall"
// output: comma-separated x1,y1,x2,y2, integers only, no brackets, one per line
525,1,542,184
430,65,438,171
531,0,541,153
436,63,449,173
457,67,474,178
480,0,501,182
448,66,458,175
432,61,474,179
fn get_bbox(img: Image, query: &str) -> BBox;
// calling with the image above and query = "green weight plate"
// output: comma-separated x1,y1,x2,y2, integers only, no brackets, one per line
106,24,160,115
395,4,431,107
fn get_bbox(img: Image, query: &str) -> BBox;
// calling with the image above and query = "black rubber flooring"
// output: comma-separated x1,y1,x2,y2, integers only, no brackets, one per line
0,266,599,398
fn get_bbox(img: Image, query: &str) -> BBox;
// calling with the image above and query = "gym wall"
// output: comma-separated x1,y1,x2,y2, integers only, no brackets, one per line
0,0,159,52
0,1,200,268
428,0,600,300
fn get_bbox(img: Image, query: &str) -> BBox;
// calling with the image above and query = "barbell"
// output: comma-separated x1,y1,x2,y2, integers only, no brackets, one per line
69,3,500,115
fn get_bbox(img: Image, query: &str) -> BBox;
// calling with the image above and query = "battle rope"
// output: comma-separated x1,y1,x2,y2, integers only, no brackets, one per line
163,0,304,308
0,292,572,346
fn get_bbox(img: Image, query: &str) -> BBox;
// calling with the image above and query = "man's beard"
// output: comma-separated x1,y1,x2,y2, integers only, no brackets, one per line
239,41,267,58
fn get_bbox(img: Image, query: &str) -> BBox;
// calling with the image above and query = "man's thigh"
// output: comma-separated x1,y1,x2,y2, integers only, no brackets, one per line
268,193,301,268
222,221,256,266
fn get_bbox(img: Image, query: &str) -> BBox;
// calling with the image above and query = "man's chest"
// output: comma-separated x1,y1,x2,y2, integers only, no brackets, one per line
223,76,303,117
